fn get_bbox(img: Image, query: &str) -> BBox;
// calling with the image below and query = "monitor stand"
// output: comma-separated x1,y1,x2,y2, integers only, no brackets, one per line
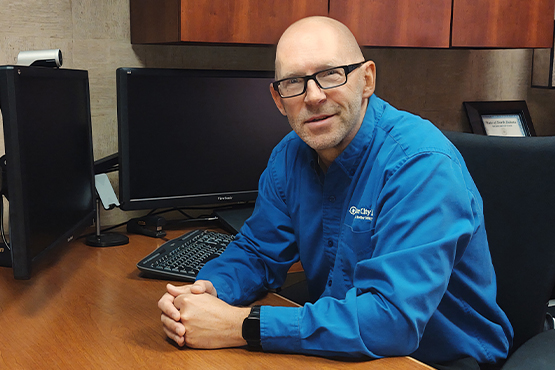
86,198,129,247
214,204,255,234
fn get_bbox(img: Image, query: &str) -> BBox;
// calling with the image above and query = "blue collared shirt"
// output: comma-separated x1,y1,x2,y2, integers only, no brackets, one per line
197,95,513,364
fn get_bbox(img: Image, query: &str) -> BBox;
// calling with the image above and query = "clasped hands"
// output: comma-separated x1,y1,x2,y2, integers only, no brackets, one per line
158,280,251,349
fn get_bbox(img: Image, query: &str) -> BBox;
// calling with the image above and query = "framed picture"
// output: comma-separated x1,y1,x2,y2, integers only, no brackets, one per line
463,101,536,137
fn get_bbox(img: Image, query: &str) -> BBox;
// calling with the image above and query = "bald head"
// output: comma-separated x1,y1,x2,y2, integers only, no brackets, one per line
269,16,376,164
275,17,364,79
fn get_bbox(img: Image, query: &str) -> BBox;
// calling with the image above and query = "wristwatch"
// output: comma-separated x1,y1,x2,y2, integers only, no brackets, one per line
242,305,262,350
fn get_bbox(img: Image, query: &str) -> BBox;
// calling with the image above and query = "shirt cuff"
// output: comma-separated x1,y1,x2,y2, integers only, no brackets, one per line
260,305,302,351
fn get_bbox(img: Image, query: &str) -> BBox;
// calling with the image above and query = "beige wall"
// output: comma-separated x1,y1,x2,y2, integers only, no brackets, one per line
1,0,555,227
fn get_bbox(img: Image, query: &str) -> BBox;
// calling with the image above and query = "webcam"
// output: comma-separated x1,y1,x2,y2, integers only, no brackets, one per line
17,49,63,68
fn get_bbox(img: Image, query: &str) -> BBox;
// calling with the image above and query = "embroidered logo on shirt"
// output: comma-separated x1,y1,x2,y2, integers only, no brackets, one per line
348,206,374,221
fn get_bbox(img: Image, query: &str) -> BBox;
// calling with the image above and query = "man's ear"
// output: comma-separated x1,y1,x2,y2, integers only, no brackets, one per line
361,61,376,99
269,83,287,116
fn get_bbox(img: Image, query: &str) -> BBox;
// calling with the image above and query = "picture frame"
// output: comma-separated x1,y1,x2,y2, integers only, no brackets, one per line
463,101,536,137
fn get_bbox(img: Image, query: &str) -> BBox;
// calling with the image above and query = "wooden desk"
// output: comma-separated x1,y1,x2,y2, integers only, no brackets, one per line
0,227,432,369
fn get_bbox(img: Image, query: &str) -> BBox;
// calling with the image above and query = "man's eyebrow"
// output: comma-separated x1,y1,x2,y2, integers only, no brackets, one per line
277,64,338,80
278,72,304,80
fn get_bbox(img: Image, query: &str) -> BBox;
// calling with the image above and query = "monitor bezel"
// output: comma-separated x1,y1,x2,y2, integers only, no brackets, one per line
116,67,284,211
0,66,96,279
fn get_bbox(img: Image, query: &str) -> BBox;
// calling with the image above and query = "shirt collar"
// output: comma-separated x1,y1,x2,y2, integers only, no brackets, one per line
304,94,386,178
332,94,385,178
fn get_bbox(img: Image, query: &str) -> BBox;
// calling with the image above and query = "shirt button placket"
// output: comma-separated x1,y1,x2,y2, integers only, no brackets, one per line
326,195,336,290
322,187,339,293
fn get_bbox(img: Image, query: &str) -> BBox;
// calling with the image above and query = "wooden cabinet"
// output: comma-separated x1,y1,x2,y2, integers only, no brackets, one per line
130,0,328,45
329,0,452,48
329,0,554,48
131,0,555,48
451,0,555,48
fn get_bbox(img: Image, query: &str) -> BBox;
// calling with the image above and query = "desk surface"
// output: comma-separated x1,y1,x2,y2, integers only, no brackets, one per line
0,227,432,369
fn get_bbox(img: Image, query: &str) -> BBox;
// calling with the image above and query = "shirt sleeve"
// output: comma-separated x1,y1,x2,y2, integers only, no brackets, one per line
260,151,483,358
196,152,299,305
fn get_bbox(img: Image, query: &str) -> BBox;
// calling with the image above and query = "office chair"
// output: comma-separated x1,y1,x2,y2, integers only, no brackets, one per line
442,131,555,369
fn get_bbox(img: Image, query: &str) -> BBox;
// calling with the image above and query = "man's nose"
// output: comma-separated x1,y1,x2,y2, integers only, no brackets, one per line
304,79,326,105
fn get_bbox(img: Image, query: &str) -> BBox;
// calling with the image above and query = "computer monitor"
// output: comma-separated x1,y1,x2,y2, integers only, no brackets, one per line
116,67,291,211
0,66,96,279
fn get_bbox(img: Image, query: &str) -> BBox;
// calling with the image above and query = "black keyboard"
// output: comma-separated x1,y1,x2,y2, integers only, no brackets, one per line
137,229,234,281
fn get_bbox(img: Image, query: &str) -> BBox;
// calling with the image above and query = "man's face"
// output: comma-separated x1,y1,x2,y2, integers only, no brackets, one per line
271,28,372,154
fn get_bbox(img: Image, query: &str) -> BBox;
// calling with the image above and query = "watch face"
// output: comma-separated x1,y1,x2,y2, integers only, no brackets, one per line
243,319,259,340
242,306,261,345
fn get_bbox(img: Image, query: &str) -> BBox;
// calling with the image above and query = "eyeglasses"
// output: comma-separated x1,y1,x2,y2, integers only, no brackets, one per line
272,62,365,98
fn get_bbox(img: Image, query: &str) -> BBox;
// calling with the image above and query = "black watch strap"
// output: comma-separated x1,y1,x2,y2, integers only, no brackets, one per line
242,305,262,350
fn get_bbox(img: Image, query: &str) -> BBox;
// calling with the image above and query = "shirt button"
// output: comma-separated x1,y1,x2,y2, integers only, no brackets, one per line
327,239,333,247
328,280,332,286
328,195,336,203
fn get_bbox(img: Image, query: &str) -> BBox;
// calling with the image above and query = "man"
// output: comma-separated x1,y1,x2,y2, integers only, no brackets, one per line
158,16,513,368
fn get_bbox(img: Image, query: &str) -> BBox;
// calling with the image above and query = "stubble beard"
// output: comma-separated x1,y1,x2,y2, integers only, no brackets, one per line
289,100,363,151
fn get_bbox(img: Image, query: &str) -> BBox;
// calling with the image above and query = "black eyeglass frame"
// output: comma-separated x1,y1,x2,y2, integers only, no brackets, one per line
272,61,366,98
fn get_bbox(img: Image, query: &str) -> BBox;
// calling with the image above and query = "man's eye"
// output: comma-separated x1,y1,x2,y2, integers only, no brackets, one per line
286,78,302,85
322,69,339,77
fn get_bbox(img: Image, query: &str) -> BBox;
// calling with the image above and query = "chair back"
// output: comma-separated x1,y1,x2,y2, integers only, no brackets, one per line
442,131,555,352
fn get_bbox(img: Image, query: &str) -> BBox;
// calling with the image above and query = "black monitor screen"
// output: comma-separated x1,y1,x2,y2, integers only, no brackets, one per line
117,68,291,210
0,66,95,279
